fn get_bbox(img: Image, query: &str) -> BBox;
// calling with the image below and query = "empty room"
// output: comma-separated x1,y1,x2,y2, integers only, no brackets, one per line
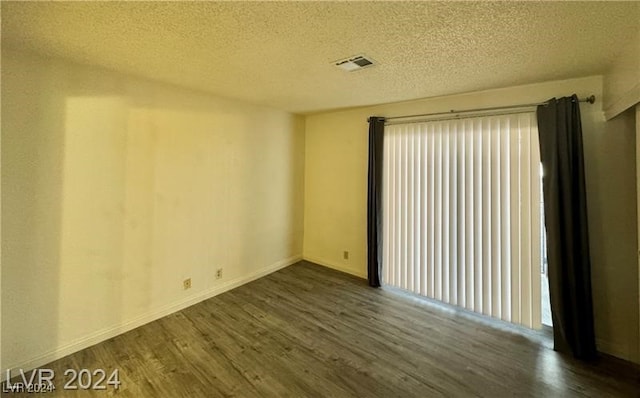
2,1,639,397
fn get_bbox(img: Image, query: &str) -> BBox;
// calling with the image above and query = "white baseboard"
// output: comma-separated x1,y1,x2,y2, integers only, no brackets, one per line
302,255,367,279
2,255,301,381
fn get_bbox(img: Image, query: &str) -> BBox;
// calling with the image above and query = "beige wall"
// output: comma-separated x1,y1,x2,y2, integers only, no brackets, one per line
603,29,640,120
637,104,640,364
1,49,305,373
588,108,638,362
604,27,640,363
304,76,639,363
0,83,3,372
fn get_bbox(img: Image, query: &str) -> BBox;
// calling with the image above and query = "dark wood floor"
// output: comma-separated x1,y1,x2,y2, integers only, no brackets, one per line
5,261,640,397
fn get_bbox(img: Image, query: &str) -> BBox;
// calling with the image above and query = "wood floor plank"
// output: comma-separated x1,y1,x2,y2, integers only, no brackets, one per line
4,261,639,397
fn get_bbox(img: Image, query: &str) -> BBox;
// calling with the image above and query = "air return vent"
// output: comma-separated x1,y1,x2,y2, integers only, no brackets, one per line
334,55,376,71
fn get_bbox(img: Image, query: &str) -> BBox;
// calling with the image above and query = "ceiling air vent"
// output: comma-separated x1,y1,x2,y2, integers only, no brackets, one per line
334,55,376,72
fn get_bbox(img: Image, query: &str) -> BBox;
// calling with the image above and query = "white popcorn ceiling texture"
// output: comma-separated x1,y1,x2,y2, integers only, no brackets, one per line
2,1,639,113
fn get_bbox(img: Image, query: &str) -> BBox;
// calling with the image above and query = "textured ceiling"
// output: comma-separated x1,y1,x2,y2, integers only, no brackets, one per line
2,2,639,113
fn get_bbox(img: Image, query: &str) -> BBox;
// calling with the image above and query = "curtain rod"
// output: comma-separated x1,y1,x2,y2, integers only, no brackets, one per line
374,95,596,122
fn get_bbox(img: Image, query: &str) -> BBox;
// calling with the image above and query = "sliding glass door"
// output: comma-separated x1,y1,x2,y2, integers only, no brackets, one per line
382,112,543,329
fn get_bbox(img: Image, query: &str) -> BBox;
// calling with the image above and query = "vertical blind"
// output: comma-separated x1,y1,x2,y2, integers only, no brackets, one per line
382,112,542,329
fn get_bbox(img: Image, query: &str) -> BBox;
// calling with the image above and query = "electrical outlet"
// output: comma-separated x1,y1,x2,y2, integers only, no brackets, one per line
183,278,192,290
343,251,349,260
216,268,223,279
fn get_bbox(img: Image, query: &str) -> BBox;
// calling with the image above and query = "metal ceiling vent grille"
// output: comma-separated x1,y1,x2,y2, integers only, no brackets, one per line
334,55,375,72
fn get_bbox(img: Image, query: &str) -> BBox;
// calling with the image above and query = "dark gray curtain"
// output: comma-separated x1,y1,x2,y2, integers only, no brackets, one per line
537,95,597,359
367,117,385,287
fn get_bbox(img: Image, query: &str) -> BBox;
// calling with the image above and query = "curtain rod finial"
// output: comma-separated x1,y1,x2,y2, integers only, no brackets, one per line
586,95,595,104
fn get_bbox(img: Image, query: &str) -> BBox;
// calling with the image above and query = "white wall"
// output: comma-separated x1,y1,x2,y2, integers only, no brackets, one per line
1,49,305,374
304,76,639,363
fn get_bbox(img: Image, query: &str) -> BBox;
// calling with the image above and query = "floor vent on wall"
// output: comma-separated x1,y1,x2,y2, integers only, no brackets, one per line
334,55,376,71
